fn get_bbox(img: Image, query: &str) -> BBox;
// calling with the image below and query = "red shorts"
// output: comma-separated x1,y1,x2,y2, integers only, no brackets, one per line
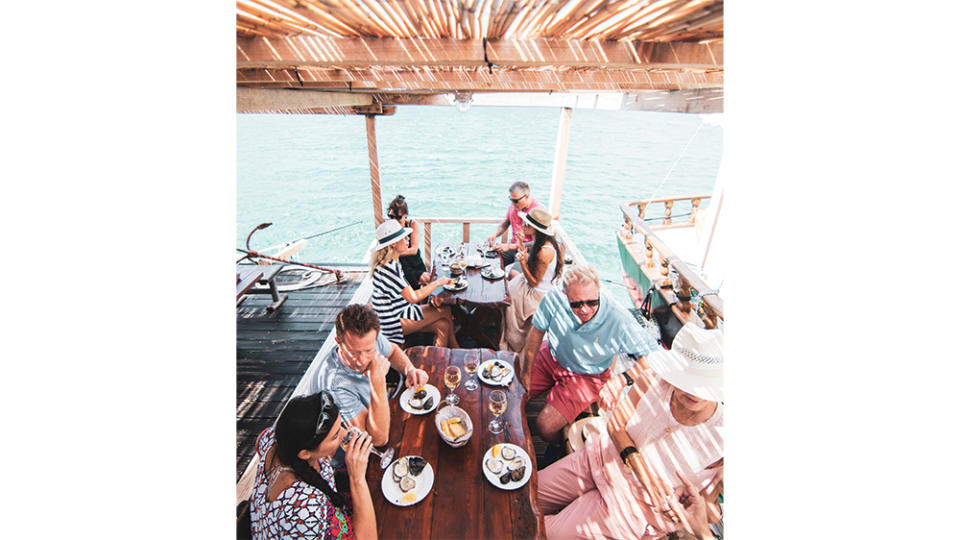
528,341,611,424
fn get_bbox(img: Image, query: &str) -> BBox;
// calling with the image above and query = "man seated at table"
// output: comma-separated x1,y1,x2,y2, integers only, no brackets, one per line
315,304,429,446
517,263,658,444
486,181,544,267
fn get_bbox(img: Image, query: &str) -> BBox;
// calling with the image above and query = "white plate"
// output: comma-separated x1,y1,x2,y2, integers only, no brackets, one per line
480,267,504,280
399,384,441,415
443,279,468,291
477,359,514,386
381,456,434,506
481,443,532,490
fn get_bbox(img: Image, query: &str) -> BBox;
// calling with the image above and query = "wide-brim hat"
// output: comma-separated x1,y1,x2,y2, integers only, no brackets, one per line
646,322,723,402
522,207,554,236
375,219,412,249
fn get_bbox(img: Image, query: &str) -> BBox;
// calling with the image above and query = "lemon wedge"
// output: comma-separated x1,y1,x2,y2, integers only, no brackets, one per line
491,443,501,458
401,492,417,503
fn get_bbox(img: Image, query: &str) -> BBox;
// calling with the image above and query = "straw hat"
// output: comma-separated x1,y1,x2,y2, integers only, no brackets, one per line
375,219,412,249
522,207,554,236
646,322,723,402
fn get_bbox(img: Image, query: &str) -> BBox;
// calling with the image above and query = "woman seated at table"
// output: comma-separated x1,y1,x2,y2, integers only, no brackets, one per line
249,391,378,540
386,195,430,290
370,219,460,348
536,323,723,540
500,206,564,353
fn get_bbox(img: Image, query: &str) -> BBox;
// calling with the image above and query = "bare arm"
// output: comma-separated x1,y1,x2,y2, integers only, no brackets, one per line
518,326,545,389
347,353,391,446
486,218,510,245
597,355,656,411
519,244,553,287
343,432,378,540
386,343,429,388
400,278,450,304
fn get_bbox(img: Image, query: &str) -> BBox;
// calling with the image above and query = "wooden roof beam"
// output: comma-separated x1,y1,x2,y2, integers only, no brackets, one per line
238,36,721,70
237,87,373,112
237,67,723,92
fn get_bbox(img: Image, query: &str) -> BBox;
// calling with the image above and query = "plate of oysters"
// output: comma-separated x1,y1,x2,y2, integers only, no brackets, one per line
480,266,505,280
382,455,434,506
444,275,468,291
477,359,513,386
482,443,532,490
399,384,441,415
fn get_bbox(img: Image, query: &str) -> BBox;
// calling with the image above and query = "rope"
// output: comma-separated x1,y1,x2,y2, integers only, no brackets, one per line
651,120,704,199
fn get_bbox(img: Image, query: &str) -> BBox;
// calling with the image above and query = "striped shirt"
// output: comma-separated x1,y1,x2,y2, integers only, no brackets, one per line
372,259,423,344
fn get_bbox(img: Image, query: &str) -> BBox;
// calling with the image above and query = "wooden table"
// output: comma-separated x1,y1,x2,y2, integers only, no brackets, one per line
367,346,545,540
430,242,509,349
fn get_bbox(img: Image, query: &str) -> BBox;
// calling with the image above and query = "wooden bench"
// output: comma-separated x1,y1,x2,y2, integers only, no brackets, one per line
237,265,288,311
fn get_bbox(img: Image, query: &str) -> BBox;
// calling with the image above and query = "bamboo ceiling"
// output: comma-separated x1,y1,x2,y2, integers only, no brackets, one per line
237,0,724,112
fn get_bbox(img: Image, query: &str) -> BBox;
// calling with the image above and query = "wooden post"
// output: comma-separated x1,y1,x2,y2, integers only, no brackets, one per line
463,223,470,243
365,115,384,227
664,200,674,226
548,107,573,219
690,198,701,223
423,222,432,269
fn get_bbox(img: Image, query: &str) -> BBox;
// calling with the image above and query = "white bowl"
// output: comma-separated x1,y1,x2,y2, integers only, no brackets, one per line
434,405,473,448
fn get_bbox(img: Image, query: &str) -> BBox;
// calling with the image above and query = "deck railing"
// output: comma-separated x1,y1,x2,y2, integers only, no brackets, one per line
622,194,712,230
418,217,509,269
619,198,723,329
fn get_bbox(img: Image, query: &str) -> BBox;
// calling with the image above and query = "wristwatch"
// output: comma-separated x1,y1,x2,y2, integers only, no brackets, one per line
622,372,634,386
620,445,638,465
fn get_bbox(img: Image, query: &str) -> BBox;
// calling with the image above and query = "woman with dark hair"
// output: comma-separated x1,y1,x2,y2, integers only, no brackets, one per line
387,195,430,290
250,391,378,540
500,206,564,353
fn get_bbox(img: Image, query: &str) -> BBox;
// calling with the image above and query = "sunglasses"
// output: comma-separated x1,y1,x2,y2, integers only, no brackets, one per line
509,194,527,203
388,214,404,221
569,298,600,309
315,392,337,437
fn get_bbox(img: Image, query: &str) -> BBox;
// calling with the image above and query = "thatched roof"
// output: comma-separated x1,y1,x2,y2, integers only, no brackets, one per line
236,1,723,113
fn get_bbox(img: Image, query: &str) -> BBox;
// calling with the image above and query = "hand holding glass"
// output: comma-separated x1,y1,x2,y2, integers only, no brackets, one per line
444,366,462,406
340,421,395,469
488,390,507,434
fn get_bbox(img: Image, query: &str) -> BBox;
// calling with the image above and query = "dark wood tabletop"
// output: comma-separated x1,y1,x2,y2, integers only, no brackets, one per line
366,346,545,540
431,242,509,308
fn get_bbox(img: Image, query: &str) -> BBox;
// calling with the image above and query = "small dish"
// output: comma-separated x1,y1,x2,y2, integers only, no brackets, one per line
382,456,434,506
434,405,473,448
399,384,441,415
480,266,505,280
478,359,514,386
481,443,532,490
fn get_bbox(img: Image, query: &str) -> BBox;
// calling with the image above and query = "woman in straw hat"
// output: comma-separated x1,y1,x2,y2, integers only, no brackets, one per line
370,219,460,348
500,206,564,353
536,323,723,540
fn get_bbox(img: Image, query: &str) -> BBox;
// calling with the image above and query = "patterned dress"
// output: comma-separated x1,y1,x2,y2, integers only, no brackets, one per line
372,259,423,344
250,426,354,540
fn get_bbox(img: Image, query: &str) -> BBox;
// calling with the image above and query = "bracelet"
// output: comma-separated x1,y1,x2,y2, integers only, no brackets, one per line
622,372,634,386
620,446,638,464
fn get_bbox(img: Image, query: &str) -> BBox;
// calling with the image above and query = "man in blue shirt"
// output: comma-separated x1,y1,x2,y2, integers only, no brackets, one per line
315,304,428,446
519,264,658,443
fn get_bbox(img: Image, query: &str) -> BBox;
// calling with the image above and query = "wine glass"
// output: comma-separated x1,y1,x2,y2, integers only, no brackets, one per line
488,390,507,434
444,365,462,406
340,421,395,470
463,352,479,391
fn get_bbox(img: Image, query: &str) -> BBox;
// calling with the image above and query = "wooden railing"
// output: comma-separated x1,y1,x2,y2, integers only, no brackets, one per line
619,200,723,329
622,194,712,230
418,217,509,269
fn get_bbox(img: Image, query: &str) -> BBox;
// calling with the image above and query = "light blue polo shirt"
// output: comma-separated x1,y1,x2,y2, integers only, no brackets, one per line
531,288,656,375
314,331,393,421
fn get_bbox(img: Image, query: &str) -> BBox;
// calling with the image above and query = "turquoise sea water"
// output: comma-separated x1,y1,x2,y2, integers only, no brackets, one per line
238,106,722,307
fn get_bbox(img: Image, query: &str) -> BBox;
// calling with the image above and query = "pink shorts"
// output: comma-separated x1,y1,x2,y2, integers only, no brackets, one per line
529,341,611,424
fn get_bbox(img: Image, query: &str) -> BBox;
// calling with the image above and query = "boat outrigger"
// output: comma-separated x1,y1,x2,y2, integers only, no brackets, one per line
236,1,724,538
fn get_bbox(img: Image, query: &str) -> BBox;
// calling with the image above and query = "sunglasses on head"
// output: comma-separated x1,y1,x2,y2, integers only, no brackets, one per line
569,298,600,309
315,392,337,437
509,194,527,203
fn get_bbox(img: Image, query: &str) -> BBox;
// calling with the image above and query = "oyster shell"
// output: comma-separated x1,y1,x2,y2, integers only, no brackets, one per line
399,475,416,492
507,458,524,472
419,395,434,411
413,388,428,400
485,458,503,475
392,459,408,481
407,456,427,476
501,446,516,461
499,471,512,485
510,466,525,482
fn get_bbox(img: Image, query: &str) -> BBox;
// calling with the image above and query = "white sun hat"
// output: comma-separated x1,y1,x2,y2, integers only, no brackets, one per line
375,219,412,249
646,322,723,402
521,206,555,236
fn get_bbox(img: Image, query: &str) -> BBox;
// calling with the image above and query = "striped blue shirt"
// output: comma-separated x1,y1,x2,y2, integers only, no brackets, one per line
372,259,423,343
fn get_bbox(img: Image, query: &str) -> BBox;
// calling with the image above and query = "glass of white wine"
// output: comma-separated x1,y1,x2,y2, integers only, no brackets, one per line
444,365,462,406
488,390,507,434
340,421,394,469
463,352,479,391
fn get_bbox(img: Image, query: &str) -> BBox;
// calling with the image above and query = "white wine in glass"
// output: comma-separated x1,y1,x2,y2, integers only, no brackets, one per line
444,366,461,406
488,390,507,434
340,422,394,469
464,354,479,391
